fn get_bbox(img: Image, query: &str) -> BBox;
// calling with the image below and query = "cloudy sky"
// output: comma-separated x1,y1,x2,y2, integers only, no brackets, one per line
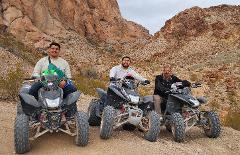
118,0,240,34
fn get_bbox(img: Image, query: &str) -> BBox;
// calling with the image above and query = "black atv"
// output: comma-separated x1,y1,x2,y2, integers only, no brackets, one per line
161,82,221,142
88,76,160,142
14,71,89,154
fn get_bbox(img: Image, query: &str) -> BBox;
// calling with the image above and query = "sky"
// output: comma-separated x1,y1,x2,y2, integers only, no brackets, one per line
118,0,240,34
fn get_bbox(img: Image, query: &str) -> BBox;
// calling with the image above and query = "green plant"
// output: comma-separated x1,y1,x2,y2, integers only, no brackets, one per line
0,65,25,100
74,74,107,96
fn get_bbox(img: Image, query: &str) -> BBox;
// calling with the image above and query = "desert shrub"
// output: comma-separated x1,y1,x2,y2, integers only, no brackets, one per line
224,90,240,130
0,65,25,100
208,100,220,110
225,108,240,131
190,73,199,82
80,67,99,79
74,74,107,96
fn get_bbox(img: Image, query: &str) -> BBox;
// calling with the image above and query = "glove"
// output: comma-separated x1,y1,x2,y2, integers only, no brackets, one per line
143,80,150,85
182,80,191,87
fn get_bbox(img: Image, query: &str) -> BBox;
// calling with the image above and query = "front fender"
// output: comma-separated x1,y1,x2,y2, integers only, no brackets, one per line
65,91,80,106
19,93,40,108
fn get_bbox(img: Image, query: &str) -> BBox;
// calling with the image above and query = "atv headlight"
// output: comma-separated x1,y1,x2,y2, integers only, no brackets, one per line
189,98,200,107
45,98,60,108
129,95,140,104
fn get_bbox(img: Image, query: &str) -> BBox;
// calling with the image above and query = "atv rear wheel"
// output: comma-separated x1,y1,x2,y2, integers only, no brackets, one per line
170,112,185,142
88,99,101,126
75,111,89,146
14,113,30,154
144,111,161,142
203,111,221,138
100,106,115,139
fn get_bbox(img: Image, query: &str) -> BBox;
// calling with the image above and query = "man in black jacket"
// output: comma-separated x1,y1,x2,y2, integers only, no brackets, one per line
153,65,191,115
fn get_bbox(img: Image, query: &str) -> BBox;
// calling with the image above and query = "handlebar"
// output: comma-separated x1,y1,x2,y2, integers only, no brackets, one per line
23,77,36,80
191,83,202,88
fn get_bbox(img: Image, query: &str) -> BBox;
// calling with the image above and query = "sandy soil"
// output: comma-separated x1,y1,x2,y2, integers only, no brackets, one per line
0,95,239,155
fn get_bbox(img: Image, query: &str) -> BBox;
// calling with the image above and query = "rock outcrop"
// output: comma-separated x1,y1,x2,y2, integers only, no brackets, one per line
0,0,150,47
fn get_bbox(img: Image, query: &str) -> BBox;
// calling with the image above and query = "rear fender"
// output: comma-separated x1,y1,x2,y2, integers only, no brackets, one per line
95,103,101,117
139,95,154,114
142,95,153,104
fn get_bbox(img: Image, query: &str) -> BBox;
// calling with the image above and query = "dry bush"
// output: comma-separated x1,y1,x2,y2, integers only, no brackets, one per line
225,108,240,131
80,67,99,79
74,74,107,96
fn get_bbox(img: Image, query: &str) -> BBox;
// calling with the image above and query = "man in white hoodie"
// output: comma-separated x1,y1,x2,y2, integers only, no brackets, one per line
109,56,150,84
106,56,150,107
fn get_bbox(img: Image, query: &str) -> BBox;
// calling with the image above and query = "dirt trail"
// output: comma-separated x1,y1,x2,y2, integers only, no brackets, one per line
0,95,239,155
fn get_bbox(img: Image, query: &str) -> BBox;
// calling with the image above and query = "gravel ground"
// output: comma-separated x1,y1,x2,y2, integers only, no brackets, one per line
0,95,239,155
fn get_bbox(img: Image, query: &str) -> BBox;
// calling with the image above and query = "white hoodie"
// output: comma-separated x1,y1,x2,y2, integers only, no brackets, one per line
109,65,146,82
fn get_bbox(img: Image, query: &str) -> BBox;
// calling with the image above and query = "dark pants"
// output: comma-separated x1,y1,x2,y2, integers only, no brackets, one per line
29,81,77,100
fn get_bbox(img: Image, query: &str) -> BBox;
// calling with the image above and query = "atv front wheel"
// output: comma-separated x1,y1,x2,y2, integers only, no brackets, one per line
203,111,221,138
75,111,89,146
100,106,115,139
144,111,161,142
88,99,101,126
14,113,30,154
170,112,185,142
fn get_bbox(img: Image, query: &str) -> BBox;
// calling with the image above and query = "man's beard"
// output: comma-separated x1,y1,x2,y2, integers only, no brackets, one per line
163,74,171,80
122,64,129,68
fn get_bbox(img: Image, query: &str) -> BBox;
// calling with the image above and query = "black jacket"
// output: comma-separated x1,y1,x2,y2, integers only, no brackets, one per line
154,74,190,99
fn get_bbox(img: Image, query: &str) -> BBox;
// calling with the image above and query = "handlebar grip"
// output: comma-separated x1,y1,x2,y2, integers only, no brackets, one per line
23,77,36,80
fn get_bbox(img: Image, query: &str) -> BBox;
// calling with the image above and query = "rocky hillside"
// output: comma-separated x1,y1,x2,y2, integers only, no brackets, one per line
133,5,240,129
0,0,150,73
0,1,239,129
